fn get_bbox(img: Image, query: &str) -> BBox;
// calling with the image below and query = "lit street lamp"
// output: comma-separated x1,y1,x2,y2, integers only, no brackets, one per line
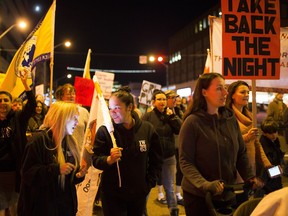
47,40,72,105
0,20,27,40
54,40,71,49
54,73,72,88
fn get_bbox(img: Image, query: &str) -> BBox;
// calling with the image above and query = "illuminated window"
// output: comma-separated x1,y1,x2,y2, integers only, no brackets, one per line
199,20,203,31
203,17,207,29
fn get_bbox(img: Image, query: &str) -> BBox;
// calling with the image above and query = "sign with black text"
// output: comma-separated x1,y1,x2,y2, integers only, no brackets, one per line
221,0,280,79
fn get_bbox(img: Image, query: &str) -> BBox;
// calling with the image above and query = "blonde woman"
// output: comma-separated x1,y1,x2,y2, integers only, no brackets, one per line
17,101,87,216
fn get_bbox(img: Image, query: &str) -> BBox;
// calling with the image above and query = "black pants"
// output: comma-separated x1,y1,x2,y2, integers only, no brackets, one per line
183,190,210,216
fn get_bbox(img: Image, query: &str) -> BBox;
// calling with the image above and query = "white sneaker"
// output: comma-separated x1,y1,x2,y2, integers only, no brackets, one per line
176,193,184,206
157,193,167,204
176,193,183,200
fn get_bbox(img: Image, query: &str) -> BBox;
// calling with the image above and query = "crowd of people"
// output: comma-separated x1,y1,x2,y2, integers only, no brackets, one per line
1,69,288,216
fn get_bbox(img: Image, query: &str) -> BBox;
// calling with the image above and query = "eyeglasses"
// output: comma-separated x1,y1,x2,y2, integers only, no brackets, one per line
0,98,10,102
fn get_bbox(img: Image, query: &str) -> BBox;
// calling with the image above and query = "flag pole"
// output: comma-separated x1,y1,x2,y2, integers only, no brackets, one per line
209,15,215,72
49,0,56,106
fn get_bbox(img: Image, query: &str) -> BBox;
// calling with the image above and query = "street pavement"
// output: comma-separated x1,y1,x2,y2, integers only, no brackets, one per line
92,185,185,216
93,175,288,216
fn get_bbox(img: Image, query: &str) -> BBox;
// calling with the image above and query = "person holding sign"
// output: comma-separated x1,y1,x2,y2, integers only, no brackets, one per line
226,81,272,184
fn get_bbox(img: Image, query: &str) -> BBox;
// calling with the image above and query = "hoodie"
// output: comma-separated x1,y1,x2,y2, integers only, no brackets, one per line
179,107,253,197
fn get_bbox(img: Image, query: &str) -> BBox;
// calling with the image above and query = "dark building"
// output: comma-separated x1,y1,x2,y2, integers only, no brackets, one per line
167,1,288,96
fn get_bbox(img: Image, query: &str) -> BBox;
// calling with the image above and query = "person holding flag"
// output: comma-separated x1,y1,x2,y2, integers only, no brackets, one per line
92,86,163,216
0,68,36,216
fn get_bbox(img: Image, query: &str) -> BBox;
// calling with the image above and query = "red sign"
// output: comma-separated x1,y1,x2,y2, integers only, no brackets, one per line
221,0,280,79
74,76,94,107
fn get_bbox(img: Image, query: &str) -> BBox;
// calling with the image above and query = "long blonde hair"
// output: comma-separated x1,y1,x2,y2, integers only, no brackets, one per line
40,101,80,188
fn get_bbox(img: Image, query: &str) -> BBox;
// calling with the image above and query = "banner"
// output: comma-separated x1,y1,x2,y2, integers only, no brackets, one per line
210,16,288,89
76,72,115,216
76,76,102,216
0,0,55,98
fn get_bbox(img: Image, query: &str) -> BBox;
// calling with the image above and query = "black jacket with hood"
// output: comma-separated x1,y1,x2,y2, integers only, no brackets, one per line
142,107,182,159
179,107,254,197
92,111,163,198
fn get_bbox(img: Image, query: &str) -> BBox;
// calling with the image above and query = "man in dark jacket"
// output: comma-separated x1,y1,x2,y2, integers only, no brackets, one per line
0,69,36,215
142,89,182,216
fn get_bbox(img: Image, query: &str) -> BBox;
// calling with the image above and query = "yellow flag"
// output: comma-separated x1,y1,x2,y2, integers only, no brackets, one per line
82,49,92,79
0,0,56,98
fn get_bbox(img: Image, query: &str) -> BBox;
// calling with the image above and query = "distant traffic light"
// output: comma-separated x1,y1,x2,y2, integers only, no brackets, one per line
157,56,164,62
148,55,165,63
139,55,166,64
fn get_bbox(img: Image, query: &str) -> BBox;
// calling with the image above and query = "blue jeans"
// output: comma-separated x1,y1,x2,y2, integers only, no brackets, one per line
162,155,178,210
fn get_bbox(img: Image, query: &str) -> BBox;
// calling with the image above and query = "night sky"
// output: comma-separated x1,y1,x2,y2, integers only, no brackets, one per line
27,0,219,86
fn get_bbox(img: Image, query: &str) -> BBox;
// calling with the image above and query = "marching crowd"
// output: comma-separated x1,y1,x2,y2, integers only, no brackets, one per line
1,70,288,216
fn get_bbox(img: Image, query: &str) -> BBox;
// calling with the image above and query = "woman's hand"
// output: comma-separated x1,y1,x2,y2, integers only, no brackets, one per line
204,180,224,195
76,163,88,178
247,128,259,141
248,177,265,190
60,162,75,175
107,147,123,165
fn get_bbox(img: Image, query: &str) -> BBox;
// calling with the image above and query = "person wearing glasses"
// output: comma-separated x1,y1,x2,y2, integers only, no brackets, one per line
142,89,182,216
165,90,184,206
0,68,36,216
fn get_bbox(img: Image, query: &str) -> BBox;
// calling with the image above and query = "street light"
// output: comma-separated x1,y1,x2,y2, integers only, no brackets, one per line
0,20,27,40
47,40,72,105
54,73,72,88
54,40,71,49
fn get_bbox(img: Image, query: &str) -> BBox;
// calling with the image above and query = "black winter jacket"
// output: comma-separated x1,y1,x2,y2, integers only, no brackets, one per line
0,90,36,192
17,130,84,216
92,111,163,198
142,107,182,159
179,107,254,197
